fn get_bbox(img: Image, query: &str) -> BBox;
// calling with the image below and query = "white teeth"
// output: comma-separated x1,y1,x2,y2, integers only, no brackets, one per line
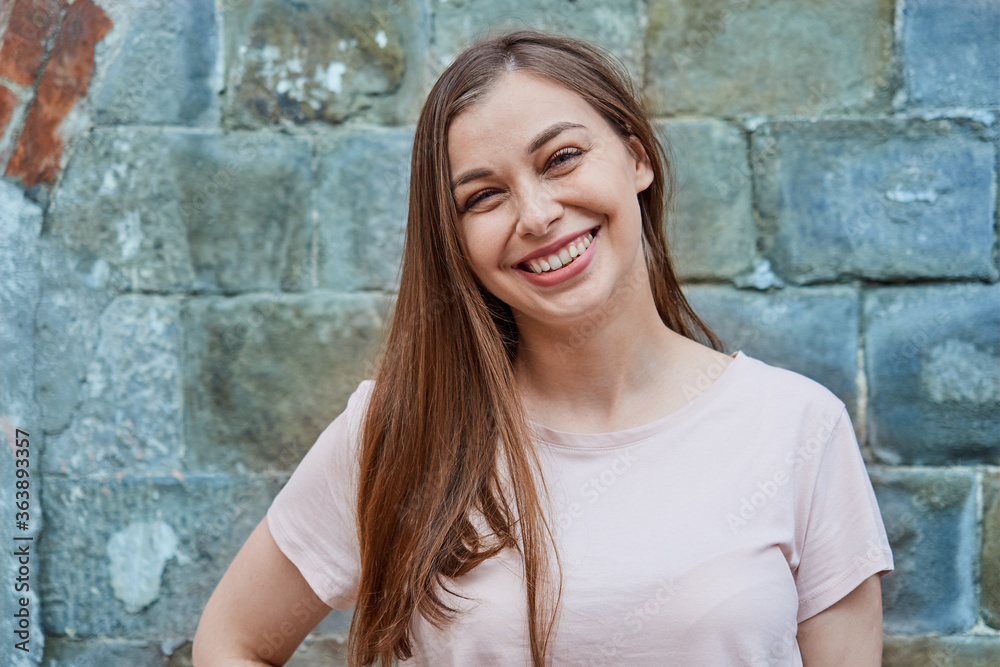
524,230,596,274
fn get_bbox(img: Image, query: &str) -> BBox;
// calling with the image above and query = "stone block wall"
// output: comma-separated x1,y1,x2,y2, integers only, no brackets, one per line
0,0,997,664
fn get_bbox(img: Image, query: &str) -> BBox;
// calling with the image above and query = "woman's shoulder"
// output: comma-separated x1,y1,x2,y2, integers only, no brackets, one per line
732,351,848,418
341,378,377,431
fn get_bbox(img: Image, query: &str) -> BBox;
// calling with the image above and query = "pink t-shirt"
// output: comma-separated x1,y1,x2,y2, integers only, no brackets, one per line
266,350,894,665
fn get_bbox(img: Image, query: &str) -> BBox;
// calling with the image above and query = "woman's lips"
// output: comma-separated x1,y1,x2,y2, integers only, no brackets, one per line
520,229,594,274
513,226,600,267
516,227,598,287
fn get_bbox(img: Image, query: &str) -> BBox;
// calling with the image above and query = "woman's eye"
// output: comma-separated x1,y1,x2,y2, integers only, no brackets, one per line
547,147,584,170
464,189,499,210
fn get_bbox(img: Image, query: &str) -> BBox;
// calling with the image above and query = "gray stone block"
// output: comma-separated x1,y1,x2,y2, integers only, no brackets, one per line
646,0,894,116
900,0,1000,109
681,285,860,423
181,293,389,473
982,472,999,629
40,474,353,640
287,638,348,666
657,120,756,281
314,127,412,291
91,0,220,126
168,131,314,293
430,0,645,84
222,0,428,128
43,639,163,666
0,182,44,666
864,284,1000,465
45,128,312,293
40,475,267,638
0,181,42,428
34,290,113,435
753,119,997,284
40,294,185,477
883,635,1000,667
163,636,349,667
871,468,978,634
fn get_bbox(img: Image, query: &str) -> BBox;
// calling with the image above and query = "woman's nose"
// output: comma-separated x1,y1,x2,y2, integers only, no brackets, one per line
514,181,563,236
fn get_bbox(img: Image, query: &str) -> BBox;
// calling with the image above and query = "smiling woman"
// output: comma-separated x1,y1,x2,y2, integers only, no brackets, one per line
193,30,894,667
450,74,653,308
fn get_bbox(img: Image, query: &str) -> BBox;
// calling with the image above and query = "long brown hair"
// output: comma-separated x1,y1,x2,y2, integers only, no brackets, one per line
348,29,723,667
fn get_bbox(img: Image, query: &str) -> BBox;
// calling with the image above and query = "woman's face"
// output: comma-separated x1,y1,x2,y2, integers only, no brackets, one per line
448,71,654,328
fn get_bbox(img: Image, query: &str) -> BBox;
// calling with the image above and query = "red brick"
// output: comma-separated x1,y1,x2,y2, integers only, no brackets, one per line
0,85,18,136
0,0,66,86
5,0,111,188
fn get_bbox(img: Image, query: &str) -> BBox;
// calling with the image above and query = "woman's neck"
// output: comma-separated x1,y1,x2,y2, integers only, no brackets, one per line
512,281,705,433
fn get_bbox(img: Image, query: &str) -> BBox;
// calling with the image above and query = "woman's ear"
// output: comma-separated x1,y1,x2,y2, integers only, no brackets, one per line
627,136,655,194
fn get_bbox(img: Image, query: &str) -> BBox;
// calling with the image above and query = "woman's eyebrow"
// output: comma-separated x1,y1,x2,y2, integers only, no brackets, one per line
525,122,586,156
451,168,492,192
450,122,587,192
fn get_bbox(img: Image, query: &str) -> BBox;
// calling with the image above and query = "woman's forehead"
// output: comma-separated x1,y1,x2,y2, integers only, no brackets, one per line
447,72,607,158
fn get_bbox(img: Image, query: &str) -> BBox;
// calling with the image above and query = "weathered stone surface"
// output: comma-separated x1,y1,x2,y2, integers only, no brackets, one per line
107,520,180,613
646,0,893,116
40,474,353,639
45,127,312,293
658,120,755,281
222,0,427,128
43,635,349,666
0,181,44,666
164,636,349,666
0,181,42,437
314,127,412,291
900,0,1000,109
0,81,16,118
0,84,27,170
166,641,194,666
0,0,65,86
4,0,112,189
169,131,313,292
0,84,20,136
870,469,977,634
43,638,163,666
33,289,112,434
682,285,859,418
883,635,1000,667
90,0,220,126
864,284,1000,465
984,472,1000,629
431,0,645,83
40,294,184,476
182,293,389,473
287,638,349,666
753,119,998,284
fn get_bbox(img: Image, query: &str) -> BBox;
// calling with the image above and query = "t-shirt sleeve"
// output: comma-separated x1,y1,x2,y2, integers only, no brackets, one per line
265,381,374,610
793,405,894,623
